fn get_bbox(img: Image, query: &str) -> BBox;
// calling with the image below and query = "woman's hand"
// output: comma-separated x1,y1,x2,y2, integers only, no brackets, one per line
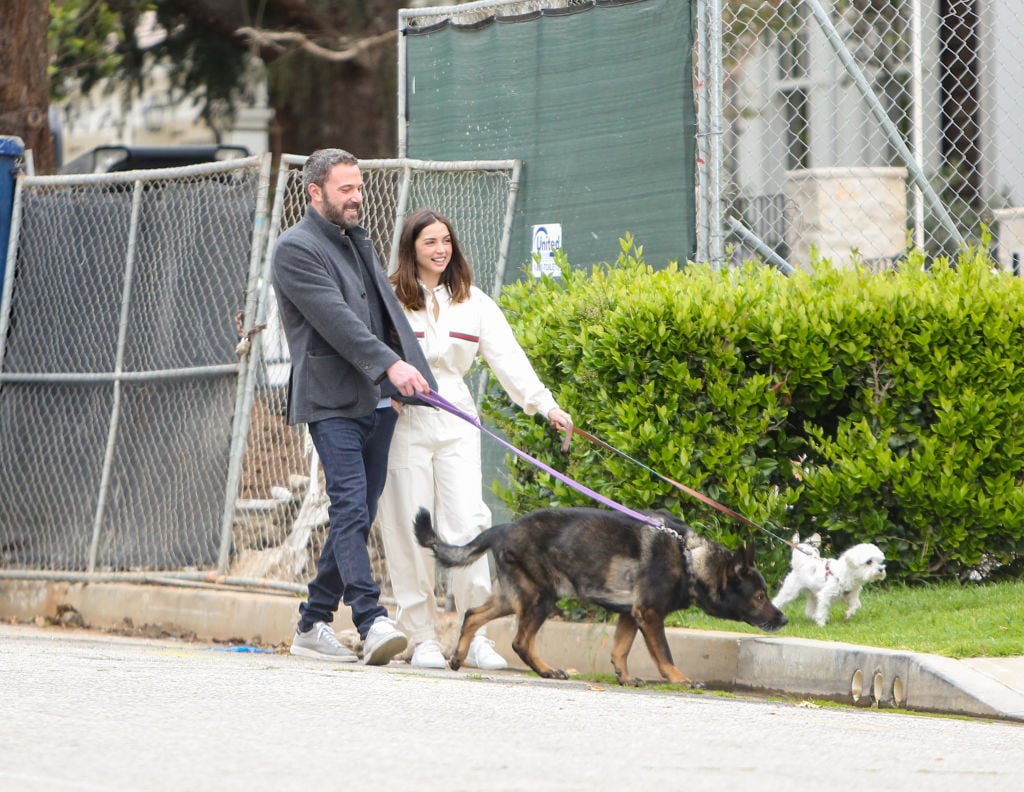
547,408,573,432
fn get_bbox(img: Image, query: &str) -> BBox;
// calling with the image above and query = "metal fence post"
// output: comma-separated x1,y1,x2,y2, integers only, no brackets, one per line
695,0,710,264
88,180,145,573
910,0,926,250
216,153,274,574
707,0,726,267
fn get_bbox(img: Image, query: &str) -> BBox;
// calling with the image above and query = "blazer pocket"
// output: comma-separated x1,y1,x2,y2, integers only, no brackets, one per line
306,351,359,411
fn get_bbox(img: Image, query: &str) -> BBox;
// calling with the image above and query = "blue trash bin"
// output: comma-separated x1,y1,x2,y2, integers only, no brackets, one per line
0,135,25,293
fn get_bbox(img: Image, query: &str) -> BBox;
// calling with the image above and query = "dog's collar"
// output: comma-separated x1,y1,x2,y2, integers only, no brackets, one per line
825,559,856,594
647,518,705,551
648,515,687,543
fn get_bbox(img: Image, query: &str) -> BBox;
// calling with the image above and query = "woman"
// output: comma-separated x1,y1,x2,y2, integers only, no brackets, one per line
377,208,572,670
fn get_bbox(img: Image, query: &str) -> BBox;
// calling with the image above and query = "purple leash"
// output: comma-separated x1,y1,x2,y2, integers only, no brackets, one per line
416,389,662,528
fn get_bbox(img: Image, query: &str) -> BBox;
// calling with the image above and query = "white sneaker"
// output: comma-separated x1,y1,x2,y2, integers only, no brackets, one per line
410,639,447,669
465,635,508,670
362,616,407,666
289,621,358,663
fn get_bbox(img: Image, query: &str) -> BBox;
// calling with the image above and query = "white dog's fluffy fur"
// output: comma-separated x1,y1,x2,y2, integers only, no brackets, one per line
772,533,887,626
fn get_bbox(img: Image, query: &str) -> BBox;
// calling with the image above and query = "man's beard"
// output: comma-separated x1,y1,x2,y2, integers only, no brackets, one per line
322,192,360,229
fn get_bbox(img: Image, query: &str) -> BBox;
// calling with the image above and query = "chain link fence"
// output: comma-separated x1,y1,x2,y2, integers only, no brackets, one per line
0,157,269,578
702,0,1024,271
0,155,521,601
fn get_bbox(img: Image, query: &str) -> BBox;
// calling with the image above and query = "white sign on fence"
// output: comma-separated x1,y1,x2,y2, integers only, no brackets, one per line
531,223,562,277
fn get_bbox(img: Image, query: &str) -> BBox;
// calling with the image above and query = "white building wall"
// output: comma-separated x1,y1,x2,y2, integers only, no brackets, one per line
984,1,1024,206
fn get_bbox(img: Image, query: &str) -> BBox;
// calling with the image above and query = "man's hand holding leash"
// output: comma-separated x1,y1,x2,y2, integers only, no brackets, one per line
387,360,432,397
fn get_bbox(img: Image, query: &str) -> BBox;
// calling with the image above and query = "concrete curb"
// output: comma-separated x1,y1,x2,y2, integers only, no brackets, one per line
733,636,1024,721
2,579,1022,722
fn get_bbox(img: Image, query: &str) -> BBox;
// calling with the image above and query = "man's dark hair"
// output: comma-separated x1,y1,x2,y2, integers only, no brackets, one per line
303,148,359,192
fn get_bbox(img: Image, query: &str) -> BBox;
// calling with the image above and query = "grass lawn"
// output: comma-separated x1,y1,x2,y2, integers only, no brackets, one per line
661,580,1024,659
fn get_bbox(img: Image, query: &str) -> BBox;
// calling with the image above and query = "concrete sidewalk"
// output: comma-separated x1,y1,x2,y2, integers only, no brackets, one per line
2,578,1022,723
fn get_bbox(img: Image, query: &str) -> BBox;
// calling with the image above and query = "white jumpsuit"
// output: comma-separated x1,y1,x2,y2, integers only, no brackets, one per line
377,282,560,643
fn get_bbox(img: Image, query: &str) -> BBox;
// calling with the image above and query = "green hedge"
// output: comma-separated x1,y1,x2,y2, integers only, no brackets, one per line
481,236,1024,584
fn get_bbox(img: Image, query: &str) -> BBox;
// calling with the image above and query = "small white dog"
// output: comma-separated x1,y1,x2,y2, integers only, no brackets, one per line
772,533,887,626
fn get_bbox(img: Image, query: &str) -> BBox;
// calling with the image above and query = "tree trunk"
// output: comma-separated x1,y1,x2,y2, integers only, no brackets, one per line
0,0,57,173
265,2,400,160
268,41,398,160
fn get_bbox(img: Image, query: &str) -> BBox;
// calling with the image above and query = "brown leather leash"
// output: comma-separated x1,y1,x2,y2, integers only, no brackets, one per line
562,424,809,554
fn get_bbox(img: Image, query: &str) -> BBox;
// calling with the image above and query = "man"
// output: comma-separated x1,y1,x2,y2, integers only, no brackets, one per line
272,149,436,665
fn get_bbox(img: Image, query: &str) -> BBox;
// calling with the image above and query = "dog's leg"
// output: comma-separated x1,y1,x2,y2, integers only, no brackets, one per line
810,590,830,626
451,597,513,671
843,586,863,620
610,612,642,687
635,606,691,687
802,591,820,623
771,573,801,609
511,600,567,680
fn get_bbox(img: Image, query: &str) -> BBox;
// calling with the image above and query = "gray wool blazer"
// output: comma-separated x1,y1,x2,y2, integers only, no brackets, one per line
271,206,437,425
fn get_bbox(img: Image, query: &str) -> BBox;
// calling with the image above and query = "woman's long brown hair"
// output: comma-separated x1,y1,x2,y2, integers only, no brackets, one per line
390,208,473,311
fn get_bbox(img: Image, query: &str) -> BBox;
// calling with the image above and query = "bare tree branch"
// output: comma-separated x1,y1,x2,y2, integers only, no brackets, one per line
236,26,397,63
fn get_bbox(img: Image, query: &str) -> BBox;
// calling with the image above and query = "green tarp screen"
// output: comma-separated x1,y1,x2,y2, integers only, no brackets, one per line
403,0,695,280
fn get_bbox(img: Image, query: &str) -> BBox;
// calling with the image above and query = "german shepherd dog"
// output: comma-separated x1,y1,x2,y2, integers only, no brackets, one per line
414,506,787,686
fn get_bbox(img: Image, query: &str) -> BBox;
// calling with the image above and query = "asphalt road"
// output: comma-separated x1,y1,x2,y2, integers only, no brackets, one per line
2,624,1022,792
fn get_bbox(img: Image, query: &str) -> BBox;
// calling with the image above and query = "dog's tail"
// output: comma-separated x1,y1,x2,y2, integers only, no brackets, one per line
414,507,494,568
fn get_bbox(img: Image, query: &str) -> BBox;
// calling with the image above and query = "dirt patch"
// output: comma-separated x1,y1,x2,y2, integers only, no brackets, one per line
239,398,307,500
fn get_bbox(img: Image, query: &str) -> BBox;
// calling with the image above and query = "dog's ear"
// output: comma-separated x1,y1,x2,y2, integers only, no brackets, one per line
734,542,756,571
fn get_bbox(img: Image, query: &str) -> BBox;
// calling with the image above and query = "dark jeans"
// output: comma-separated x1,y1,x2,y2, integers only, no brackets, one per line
299,408,398,639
